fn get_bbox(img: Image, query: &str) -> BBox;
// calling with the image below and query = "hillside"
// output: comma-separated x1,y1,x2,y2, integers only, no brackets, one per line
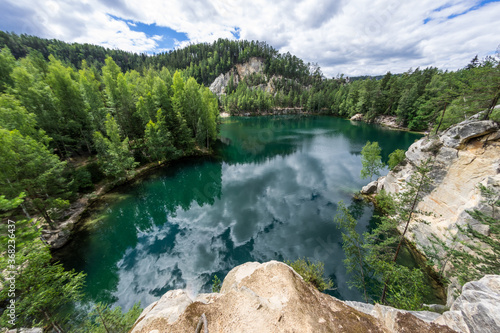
1,31,498,131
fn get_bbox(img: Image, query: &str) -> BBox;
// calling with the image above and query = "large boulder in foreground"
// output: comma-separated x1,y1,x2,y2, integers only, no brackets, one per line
130,261,458,333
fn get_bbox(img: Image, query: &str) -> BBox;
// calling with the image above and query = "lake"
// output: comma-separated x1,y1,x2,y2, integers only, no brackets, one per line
56,115,422,310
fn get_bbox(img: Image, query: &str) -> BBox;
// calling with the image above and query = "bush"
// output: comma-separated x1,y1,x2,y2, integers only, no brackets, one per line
375,189,395,215
388,149,405,170
212,275,222,293
286,258,334,292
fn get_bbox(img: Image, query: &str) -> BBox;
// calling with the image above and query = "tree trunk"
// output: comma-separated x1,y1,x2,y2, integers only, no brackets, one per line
43,309,65,333
434,102,447,135
96,305,111,333
381,175,425,304
482,86,500,121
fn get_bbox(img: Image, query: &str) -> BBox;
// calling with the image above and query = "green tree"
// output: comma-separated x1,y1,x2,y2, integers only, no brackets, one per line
0,47,16,92
80,302,142,333
285,258,333,292
334,201,371,302
144,109,177,162
93,114,137,179
387,149,406,170
0,234,85,331
0,94,49,144
46,55,93,154
360,141,384,181
212,275,222,293
0,129,70,228
378,159,433,303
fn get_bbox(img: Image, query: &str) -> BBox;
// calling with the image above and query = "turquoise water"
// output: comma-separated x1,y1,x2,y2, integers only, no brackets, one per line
56,116,421,310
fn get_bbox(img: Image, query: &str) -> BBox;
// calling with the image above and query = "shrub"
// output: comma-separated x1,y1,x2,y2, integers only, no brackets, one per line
375,189,395,215
388,149,405,170
286,258,334,292
212,275,222,293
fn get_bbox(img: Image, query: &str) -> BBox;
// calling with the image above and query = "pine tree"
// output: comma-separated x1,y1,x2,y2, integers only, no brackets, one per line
93,114,137,180
334,201,371,302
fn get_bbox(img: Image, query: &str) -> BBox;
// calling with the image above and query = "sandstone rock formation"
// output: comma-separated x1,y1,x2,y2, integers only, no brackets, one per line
350,113,403,130
434,275,500,333
130,261,461,333
209,57,276,97
365,120,500,259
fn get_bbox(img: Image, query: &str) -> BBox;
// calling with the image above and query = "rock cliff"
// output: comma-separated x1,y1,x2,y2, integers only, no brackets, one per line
363,119,499,258
130,261,500,332
209,57,276,97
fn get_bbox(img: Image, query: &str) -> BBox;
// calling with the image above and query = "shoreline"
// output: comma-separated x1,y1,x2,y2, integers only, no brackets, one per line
48,150,213,251
220,109,425,134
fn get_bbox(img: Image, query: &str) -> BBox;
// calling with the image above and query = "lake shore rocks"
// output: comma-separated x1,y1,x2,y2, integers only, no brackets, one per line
131,261,500,332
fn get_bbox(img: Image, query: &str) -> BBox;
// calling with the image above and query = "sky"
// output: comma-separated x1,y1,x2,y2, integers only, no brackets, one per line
0,0,499,77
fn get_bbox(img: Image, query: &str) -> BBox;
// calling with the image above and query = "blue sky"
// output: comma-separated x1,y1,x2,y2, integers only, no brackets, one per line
0,0,499,76
109,15,189,53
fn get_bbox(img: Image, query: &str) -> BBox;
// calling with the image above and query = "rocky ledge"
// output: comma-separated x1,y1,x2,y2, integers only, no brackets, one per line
350,113,405,130
129,261,500,333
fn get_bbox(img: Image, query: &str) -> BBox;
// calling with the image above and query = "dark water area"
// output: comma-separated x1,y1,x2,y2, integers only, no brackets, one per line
55,116,422,310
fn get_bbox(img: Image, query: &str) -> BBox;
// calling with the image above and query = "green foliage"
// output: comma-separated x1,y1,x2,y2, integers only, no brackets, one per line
0,238,86,330
375,190,396,215
387,149,406,170
80,302,142,333
337,160,433,309
144,109,178,162
93,114,138,179
377,261,429,310
286,258,334,292
0,128,71,227
334,201,372,302
360,141,385,181
212,275,222,293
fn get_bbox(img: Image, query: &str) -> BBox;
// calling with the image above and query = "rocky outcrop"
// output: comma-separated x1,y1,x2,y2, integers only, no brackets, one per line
369,120,500,260
209,57,277,97
350,114,404,130
372,115,403,129
435,275,500,333
131,261,463,333
209,69,240,96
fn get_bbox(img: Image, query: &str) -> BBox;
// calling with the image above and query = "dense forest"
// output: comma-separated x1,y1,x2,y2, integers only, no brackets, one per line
2,31,498,132
0,31,499,331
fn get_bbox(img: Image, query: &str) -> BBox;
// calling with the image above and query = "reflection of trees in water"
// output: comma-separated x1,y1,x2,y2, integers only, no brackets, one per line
55,158,223,304
218,116,421,165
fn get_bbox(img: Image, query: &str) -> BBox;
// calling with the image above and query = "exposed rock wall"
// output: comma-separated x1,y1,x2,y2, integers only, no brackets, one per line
350,113,405,130
131,261,465,333
364,120,500,257
209,57,276,97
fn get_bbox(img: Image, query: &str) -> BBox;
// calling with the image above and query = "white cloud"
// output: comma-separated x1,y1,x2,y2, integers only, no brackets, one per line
1,0,499,76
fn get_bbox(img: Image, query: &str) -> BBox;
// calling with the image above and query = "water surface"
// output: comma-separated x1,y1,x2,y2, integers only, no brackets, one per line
57,116,421,310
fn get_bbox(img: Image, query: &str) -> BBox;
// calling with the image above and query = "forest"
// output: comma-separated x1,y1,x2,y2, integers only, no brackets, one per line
0,31,499,331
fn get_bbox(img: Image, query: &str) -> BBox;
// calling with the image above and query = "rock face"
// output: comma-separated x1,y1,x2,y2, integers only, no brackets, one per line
435,275,500,333
209,57,276,98
130,261,459,333
371,120,500,259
